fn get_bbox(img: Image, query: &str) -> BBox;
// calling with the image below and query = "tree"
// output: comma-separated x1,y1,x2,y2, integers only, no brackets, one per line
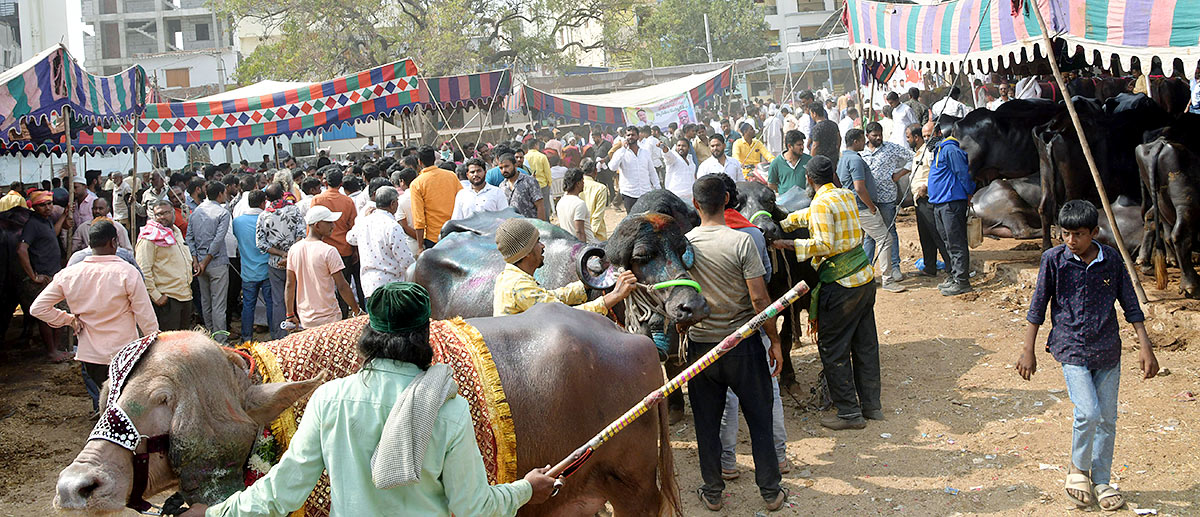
217,0,636,83
626,0,769,68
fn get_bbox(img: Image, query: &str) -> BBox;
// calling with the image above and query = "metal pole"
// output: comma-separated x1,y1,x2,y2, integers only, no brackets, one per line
131,136,139,241
703,14,714,63
1029,2,1148,305
64,107,76,259
825,49,834,92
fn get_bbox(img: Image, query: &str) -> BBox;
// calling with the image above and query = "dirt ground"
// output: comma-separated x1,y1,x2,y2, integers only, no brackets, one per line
2,210,1197,516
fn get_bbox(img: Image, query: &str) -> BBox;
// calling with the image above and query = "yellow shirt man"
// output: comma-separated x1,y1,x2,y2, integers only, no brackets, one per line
524,149,553,188
492,264,607,317
733,137,774,178
580,176,609,240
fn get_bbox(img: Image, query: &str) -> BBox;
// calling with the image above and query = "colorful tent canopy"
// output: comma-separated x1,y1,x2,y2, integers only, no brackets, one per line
844,0,1200,73
523,66,734,127
420,69,511,111
0,44,146,151
55,59,424,153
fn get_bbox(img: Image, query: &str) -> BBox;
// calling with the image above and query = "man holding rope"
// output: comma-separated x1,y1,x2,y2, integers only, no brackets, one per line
686,175,786,512
771,156,883,431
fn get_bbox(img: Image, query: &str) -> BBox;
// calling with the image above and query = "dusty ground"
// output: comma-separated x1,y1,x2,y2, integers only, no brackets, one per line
2,210,1197,516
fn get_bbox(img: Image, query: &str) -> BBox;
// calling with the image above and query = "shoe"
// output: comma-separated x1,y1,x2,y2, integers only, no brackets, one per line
721,468,740,480
890,268,903,282
940,283,974,296
765,487,789,511
863,409,886,421
820,415,867,430
918,269,938,277
696,488,723,511
937,278,954,290
881,280,907,293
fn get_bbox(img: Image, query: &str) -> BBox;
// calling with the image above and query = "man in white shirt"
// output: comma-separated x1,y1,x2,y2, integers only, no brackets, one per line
697,133,743,183
555,168,597,243
452,158,508,220
930,86,970,119
762,108,785,156
346,186,414,298
988,82,1013,110
607,125,660,212
361,136,379,152
886,92,917,146
639,125,664,173
661,137,697,204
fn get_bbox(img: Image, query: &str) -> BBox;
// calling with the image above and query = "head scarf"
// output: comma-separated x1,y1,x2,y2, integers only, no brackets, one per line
266,191,297,212
26,190,52,208
138,219,177,247
366,282,431,334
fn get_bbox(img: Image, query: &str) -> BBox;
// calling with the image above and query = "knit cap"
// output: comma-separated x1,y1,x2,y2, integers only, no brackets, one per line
495,218,539,264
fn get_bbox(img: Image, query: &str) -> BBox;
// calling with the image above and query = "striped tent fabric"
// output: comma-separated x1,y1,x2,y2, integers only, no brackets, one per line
525,88,627,128
65,59,422,152
844,0,1200,73
420,69,511,111
0,44,146,153
687,66,734,107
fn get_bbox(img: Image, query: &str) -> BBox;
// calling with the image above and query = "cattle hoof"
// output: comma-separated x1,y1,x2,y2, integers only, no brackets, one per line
669,407,685,425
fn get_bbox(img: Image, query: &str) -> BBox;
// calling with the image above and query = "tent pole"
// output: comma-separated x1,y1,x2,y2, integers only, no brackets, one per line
130,115,140,242
1029,2,1148,305
64,107,76,265
852,58,864,130
273,136,279,168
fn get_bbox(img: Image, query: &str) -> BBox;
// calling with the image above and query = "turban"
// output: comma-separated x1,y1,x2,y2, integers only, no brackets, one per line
366,282,431,334
495,218,539,264
26,190,52,207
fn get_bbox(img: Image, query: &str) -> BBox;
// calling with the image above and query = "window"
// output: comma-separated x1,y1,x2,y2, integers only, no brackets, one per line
195,23,209,41
164,68,190,88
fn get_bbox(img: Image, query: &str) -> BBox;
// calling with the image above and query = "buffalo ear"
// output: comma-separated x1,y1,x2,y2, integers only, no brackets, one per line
242,373,326,427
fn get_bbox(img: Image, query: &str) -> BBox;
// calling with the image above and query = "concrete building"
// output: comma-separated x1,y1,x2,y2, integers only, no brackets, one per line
0,0,81,71
81,0,233,76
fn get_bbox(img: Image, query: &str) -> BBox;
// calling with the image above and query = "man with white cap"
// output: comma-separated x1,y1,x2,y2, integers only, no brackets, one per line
286,205,361,330
71,171,99,230
491,218,636,317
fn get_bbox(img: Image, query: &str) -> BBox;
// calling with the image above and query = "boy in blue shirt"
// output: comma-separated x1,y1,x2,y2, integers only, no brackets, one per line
1017,200,1159,511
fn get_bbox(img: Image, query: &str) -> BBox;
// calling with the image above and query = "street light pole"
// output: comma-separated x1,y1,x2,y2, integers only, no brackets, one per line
703,13,714,63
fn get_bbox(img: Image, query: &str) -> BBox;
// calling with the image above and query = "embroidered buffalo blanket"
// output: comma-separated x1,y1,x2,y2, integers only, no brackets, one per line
240,316,517,516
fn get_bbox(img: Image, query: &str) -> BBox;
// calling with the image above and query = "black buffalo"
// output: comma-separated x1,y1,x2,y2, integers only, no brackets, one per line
736,181,819,389
950,99,1063,185
1136,116,1200,298
1034,93,1170,250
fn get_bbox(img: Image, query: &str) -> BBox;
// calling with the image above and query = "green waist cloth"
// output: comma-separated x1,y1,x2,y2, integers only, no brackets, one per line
809,246,870,321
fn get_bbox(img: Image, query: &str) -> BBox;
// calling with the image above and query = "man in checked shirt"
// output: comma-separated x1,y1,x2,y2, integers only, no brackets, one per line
770,155,881,431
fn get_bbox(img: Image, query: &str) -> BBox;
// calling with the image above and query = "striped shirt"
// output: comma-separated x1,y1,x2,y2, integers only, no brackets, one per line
780,183,875,288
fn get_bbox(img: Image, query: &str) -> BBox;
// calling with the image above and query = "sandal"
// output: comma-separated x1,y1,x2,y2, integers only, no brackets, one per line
1064,472,1093,508
1094,484,1125,511
721,468,740,480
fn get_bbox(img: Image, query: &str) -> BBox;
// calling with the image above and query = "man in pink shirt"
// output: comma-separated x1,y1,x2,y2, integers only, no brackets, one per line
30,220,158,412
285,206,361,330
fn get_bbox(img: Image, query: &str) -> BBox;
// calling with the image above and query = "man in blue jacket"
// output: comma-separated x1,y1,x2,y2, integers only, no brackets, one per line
928,133,974,296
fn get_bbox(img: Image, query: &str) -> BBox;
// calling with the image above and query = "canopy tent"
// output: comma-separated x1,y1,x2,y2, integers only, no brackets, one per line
522,65,735,128
844,0,1200,74
0,44,147,154
66,59,423,153
421,69,511,110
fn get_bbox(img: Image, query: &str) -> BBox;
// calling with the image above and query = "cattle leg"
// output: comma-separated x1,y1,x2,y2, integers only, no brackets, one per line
597,415,666,517
1170,207,1200,298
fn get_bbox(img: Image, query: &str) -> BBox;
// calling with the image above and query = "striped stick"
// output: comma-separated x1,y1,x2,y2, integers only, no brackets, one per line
546,281,810,480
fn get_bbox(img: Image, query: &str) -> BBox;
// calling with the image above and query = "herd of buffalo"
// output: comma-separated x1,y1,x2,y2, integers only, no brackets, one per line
945,80,1198,299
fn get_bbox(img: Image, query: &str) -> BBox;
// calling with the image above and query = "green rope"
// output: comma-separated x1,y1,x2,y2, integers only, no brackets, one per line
651,279,702,294
749,210,772,224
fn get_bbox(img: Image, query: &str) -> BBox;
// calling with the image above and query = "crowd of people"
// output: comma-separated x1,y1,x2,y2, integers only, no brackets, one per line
2,81,1158,514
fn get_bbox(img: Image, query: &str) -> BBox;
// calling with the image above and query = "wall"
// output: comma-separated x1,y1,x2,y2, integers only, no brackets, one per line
141,49,237,90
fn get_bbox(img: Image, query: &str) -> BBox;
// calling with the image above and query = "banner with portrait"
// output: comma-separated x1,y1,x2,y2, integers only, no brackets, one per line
622,94,697,131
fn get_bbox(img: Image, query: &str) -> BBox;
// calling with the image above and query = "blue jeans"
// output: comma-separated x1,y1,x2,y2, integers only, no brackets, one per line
241,278,275,340
1062,364,1120,484
863,201,901,272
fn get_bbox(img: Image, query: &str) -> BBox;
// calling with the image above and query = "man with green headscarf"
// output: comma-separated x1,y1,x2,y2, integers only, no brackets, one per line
195,282,557,516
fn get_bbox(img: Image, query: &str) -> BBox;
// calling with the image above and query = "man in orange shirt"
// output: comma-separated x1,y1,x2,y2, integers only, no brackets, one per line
311,169,363,309
410,145,462,253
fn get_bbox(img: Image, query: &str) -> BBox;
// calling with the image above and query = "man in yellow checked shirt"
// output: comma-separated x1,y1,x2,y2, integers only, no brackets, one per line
492,218,637,316
732,123,774,180
768,155,883,432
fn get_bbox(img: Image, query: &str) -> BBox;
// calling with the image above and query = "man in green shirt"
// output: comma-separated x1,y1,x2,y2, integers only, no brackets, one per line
191,282,557,516
766,130,811,194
